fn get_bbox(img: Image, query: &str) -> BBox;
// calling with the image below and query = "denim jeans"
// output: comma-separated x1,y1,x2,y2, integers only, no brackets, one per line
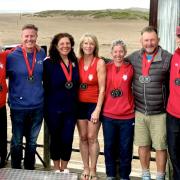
102,116,135,179
0,106,7,168
10,108,43,169
167,113,180,180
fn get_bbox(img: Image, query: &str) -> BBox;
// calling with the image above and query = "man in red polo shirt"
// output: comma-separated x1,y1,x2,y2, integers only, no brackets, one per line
0,48,8,168
166,26,180,180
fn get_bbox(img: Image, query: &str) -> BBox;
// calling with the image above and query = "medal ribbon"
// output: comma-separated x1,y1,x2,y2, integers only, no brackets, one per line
80,57,95,83
174,51,180,78
111,63,125,89
142,52,157,76
22,47,36,77
60,60,72,82
0,52,6,85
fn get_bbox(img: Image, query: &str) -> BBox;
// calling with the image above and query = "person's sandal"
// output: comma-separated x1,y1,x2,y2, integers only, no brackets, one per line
80,171,89,180
89,174,98,180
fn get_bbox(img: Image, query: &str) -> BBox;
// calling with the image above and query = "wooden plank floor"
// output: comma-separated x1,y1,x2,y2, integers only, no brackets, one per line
2,161,142,180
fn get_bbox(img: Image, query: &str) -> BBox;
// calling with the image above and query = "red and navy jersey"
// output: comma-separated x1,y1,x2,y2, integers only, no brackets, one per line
103,62,135,119
0,51,8,108
167,48,180,118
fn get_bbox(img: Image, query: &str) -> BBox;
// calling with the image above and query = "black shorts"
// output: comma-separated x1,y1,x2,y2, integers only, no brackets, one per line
77,102,97,120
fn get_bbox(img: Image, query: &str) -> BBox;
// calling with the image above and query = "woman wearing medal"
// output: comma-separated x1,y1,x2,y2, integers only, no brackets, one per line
43,33,79,173
77,33,106,180
102,40,134,180
166,26,180,180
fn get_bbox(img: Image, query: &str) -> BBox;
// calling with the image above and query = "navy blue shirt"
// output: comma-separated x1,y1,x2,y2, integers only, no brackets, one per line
43,58,79,114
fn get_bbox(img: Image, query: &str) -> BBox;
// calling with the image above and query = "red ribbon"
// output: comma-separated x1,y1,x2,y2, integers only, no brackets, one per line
22,47,36,77
80,57,95,83
60,60,72,82
174,52,180,78
111,63,125,89
142,52,157,76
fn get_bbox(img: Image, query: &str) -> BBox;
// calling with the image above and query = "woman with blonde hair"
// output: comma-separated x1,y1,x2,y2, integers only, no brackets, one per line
77,33,106,180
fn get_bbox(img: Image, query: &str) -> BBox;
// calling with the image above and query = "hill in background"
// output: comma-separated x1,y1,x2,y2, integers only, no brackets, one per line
30,8,149,20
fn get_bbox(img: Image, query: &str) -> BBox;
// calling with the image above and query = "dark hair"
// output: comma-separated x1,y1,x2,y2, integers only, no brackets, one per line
49,33,77,63
22,24,38,31
141,26,158,35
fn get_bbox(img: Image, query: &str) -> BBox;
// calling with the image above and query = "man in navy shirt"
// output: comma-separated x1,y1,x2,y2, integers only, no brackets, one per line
7,24,46,169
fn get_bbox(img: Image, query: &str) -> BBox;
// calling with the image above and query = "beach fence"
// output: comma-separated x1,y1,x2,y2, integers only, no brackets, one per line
6,121,173,180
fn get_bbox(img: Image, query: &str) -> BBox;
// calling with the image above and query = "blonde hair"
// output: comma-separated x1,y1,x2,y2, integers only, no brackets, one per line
77,33,99,58
22,24,38,31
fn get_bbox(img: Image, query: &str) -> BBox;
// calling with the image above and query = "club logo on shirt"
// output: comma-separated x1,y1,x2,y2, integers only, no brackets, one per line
175,63,178,67
88,74,93,81
37,60,43,64
0,63,4,69
122,74,127,81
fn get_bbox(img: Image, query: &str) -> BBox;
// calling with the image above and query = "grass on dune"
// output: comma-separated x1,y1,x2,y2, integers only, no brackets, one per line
30,9,149,21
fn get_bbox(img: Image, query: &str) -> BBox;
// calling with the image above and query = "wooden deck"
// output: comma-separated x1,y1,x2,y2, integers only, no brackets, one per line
1,162,143,180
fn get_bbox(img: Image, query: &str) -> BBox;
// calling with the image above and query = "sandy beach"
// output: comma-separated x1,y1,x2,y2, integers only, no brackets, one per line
0,13,147,57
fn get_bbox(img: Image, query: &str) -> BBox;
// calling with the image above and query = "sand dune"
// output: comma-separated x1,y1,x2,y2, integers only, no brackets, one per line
0,13,147,57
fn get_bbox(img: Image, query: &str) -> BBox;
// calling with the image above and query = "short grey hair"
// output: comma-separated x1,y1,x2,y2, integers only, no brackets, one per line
111,40,127,53
141,26,158,35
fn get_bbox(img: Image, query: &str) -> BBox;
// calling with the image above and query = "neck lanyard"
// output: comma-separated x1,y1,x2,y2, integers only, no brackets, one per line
111,63,125,89
0,56,5,90
80,57,95,83
22,47,36,78
174,51,180,78
60,60,72,82
142,52,157,76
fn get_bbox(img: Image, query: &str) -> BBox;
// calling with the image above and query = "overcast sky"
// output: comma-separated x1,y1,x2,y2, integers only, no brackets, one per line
0,0,150,13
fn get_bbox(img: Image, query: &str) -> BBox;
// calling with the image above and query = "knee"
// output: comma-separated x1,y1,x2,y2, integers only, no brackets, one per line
11,137,23,147
80,134,88,144
88,135,98,144
27,137,38,146
10,143,22,152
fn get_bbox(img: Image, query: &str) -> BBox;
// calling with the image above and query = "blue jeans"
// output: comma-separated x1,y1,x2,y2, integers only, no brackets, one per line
102,116,134,179
10,108,43,169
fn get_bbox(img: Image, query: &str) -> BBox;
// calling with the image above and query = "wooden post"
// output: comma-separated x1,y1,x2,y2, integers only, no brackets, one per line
42,45,51,168
43,122,50,168
149,0,158,28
